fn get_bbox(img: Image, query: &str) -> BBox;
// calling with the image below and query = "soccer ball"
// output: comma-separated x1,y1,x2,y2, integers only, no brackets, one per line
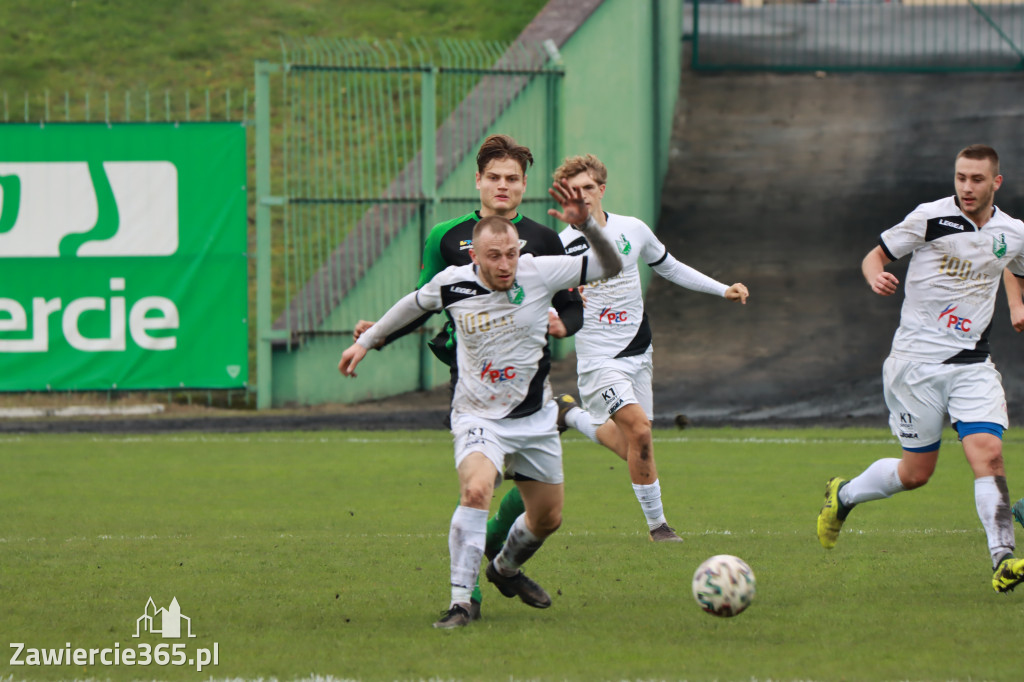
691,554,756,617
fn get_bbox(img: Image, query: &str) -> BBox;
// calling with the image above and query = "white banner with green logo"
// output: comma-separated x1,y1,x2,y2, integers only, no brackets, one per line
0,123,248,390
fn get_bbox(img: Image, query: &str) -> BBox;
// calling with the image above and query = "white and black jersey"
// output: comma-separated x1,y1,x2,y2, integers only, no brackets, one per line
414,254,592,420
559,212,728,366
880,195,1024,364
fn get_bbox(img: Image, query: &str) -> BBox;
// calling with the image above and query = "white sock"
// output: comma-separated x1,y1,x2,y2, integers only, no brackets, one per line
494,513,545,576
565,406,600,444
975,475,1015,567
839,458,905,507
632,479,668,530
448,505,487,605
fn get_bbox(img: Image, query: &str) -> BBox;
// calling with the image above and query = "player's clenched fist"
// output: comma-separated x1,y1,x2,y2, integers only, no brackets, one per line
871,272,900,296
725,283,749,304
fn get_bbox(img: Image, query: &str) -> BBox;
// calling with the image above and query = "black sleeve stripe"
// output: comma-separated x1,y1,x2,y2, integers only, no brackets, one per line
1014,272,1024,280
878,238,896,262
580,255,589,286
648,247,668,267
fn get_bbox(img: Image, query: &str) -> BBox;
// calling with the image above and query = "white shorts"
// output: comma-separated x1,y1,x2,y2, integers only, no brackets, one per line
577,351,654,425
882,356,1008,451
451,400,564,484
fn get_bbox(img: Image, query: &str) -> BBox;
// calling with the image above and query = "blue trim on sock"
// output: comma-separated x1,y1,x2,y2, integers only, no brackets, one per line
954,421,1004,440
904,440,941,453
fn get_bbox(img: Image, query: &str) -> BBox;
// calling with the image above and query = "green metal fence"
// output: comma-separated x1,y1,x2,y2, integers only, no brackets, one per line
2,89,248,123
254,38,564,408
690,0,1024,71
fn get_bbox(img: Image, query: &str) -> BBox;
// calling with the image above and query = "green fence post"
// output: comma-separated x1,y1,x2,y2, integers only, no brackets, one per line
255,60,282,409
544,41,568,360
650,0,663,217
692,0,700,70
419,65,438,391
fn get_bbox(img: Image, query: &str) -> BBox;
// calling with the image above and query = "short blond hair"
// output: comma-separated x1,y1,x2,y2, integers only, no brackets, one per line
553,153,607,185
957,144,1000,175
472,215,517,244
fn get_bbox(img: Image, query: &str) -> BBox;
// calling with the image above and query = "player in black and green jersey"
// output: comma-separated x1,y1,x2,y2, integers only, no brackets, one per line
353,134,583,619
414,208,582,366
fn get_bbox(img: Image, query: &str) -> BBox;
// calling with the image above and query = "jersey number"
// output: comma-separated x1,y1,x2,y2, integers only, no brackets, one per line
937,254,975,281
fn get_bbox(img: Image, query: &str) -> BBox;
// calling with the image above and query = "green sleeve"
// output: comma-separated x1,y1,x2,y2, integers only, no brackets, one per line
417,215,469,288
417,224,448,289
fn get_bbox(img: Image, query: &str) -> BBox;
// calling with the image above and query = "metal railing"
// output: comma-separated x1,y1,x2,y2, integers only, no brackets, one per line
689,0,1024,71
1,89,249,123
254,38,564,407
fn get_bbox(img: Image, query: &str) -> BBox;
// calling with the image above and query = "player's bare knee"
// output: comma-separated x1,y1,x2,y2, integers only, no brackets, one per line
625,421,652,450
980,453,1006,478
460,483,491,509
636,436,654,462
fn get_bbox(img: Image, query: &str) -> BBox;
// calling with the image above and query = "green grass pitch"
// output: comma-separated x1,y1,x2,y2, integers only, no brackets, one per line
3,426,1024,682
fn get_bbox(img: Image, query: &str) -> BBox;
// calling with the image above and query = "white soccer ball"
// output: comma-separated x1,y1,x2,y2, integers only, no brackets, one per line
691,554,756,617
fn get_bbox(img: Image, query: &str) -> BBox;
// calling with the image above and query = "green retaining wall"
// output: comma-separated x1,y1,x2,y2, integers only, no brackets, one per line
270,0,682,406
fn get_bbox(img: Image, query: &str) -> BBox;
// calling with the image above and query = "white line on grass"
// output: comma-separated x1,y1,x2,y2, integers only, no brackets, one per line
652,435,901,445
0,676,969,682
0,528,979,545
83,434,453,445
0,677,364,682
5,432,1024,448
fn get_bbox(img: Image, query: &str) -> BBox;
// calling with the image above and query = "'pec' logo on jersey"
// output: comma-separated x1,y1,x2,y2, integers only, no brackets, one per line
480,361,516,383
938,304,971,332
597,308,628,324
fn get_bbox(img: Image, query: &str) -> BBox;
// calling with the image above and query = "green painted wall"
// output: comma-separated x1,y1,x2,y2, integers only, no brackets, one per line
269,0,683,406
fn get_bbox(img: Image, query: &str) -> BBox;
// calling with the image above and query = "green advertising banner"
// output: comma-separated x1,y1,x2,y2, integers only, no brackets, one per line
0,123,248,390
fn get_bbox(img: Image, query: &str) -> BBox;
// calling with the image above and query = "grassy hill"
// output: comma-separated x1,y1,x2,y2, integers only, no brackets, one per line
0,0,548,101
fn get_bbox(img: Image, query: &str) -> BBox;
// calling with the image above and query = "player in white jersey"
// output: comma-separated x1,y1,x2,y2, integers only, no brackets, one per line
817,144,1024,593
338,181,623,628
552,154,749,541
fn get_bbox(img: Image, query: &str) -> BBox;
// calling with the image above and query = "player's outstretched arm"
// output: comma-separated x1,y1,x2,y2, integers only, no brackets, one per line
337,290,436,377
577,215,622,282
862,245,899,296
725,283,749,304
548,179,621,281
1003,269,1024,333
352,320,384,348
649,252,745,303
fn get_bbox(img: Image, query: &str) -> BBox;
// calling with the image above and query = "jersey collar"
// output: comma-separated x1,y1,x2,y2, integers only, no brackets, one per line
953,194,998,227
475,209,522,224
